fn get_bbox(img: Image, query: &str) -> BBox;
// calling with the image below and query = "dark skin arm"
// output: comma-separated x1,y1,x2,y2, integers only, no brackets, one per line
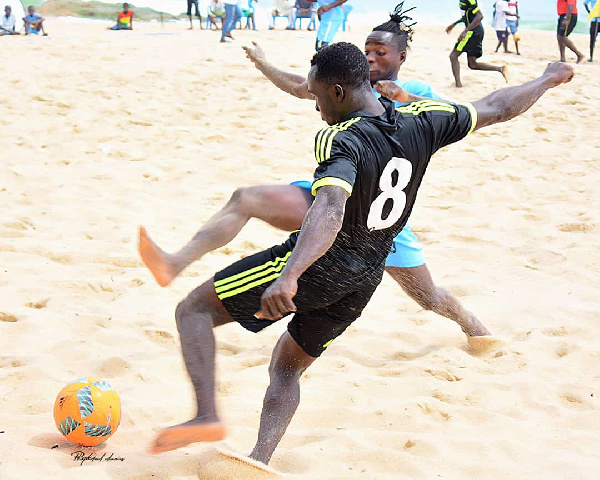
446,17,463,34
243,42,312,99
256,185,349,320
562,4,575,27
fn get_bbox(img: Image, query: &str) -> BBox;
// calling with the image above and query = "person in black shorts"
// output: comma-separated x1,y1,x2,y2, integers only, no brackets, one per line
146,42,574,463
557,0,586,62
187,0,203,29
446,0,508,88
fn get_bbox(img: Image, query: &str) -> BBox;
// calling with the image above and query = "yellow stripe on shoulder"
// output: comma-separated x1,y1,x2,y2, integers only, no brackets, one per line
397,100,455,116
314,117,362,164
460,102,478,135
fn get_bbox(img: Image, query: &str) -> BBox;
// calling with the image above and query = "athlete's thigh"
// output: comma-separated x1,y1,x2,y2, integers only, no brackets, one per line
242,184,313,231
385,264,436,300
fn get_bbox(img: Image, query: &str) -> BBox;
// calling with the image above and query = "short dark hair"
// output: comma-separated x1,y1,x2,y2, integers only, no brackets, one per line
372,2,416,51
310,42,370,90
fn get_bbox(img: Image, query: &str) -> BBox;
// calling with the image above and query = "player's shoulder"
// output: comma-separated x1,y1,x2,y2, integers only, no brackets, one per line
314,117,367,163
395,100,457,119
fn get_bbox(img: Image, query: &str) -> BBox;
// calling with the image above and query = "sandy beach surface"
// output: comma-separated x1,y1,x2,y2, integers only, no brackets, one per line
1,16,599,480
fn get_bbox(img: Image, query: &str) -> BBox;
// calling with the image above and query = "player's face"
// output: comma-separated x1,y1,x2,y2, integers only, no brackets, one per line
307,66,344,126
365,31,406,85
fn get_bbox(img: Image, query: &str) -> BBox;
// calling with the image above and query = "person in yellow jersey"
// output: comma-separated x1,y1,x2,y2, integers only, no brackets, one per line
584,0,600,61
446,0,508,88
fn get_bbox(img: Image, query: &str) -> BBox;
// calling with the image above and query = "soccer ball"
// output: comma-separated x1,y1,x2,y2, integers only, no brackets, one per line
53,377,121,446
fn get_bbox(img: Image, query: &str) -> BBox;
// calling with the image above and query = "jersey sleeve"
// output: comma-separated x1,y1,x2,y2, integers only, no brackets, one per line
396,101,477,154
311,127,358,196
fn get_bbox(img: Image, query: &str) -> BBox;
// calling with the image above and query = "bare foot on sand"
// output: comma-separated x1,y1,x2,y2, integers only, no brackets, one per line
148,418,226,454
138,226,179,287
466,336,505,356
501,65,510,83
576,54,586,64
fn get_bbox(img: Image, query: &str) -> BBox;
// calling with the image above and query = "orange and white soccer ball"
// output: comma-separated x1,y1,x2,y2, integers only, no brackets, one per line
53,377,121,446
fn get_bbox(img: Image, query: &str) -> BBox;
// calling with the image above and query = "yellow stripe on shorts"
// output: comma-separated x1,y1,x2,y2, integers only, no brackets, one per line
456,30,474,52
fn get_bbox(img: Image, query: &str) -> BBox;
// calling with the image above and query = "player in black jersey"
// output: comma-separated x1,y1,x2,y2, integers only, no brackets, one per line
148,43,574,462
447,0,509,88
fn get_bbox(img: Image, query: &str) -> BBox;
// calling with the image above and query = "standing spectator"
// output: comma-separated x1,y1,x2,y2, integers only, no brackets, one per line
290,0,316,30
221,0,243,42
1,5,19,35
110,3,133,30
446,0,507,88
493,0,510,53
505,0,520,54
187,0,203,29
557,0,586,63
269,0,293,30
584,0,600,61
23,5,46,36
314,0,349,51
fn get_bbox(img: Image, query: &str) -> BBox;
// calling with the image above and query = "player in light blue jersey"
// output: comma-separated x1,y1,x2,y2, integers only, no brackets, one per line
139,4,491,340
313,0,348,51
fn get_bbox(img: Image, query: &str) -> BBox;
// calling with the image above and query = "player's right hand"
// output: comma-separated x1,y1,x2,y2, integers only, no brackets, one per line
445,25,454,34
374,81,410,103
243,42,266,66
543,62,575,87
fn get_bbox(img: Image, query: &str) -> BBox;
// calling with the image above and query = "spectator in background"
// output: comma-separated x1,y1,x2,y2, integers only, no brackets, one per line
242,0,257,31
110,3,133,30
1,5,19,35
221,0,243,42
290,0,316,30
493,0,510,53
269,0,293,30
208,0,226,29
314,0,349,51
187,0,203,29
557,0,585,63
584,0,599,61
23,5,47,36
505,0,520,54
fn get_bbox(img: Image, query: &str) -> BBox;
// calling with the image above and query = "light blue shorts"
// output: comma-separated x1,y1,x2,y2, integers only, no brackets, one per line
291,180,426,268
506,19,518,34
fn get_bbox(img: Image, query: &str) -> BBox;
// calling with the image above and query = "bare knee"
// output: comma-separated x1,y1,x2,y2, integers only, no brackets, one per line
175,293,210,332
467,57,477,69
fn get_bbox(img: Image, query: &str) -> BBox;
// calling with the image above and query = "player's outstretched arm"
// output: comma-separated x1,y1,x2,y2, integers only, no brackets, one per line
242,42,312,100
472,62,574,131
255,185,349,320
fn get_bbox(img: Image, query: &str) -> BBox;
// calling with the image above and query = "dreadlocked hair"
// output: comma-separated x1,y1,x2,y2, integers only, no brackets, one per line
372,2,417,51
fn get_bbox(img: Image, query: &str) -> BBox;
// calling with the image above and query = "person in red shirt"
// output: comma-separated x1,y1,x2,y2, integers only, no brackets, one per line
557,0,585,62
110,3,133,30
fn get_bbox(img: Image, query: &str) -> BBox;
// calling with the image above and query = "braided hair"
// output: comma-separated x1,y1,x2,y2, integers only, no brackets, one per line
372,2,417,51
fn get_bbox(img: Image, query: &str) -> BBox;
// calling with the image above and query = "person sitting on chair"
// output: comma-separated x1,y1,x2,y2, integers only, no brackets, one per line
110,3,133,30
290,0,316,30
269,0,293,30
242,0,257,30
208,0,226,29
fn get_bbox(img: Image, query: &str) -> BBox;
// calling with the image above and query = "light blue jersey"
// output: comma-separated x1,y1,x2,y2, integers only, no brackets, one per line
316,0,345,48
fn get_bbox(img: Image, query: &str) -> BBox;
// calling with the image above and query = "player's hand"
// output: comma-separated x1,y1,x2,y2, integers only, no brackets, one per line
457,29,468,42
542,62,575,87
318,4,330,15
445,24,454,34
243,41,266,66
374,80,410,103
255,276,298,321
560,18,568,28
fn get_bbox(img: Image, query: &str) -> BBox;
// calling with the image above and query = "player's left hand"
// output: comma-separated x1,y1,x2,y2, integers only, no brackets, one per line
255,276,298,321
318,5,330,15
374,80,409,103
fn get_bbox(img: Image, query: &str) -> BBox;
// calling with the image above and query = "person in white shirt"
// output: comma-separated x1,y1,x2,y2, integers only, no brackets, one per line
505,0,520,54
269,0,293,29
493,0,511,53
0,5,19,35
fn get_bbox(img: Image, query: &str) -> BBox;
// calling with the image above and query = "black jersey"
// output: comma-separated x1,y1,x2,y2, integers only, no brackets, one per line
459,0,483,33
309,97,476,276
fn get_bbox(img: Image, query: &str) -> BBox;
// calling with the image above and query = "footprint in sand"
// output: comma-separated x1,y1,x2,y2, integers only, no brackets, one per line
24,298,50,309
197,449,284,480
0,312,18,322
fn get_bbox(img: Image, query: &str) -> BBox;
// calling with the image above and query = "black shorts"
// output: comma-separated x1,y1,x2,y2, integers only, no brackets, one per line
455,28,484,58
187,0,200,17
214,233,383,358
557,14,577,37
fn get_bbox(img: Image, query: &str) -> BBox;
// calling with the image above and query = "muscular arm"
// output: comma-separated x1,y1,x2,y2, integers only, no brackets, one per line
256,185,349,319
466,11,483,31
242,42,312,99
472,62,574,131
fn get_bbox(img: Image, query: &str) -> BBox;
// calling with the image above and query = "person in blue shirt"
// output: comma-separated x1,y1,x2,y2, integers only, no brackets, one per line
23,5,47,36
139,4,493,347
312,0,349,51
584,0,600,61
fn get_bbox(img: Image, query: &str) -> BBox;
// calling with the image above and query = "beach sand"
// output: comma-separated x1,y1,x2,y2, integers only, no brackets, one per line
1,17,599,480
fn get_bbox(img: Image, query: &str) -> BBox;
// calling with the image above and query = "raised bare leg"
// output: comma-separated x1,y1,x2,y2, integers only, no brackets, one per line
139,184,313,286
385,265,491,337
149,279,235,454
249,332,316,465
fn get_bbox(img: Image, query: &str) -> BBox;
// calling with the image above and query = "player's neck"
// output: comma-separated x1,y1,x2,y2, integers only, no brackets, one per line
343,89,386,119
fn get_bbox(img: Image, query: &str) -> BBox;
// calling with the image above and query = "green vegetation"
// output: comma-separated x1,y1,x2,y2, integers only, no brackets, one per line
37,0,178,21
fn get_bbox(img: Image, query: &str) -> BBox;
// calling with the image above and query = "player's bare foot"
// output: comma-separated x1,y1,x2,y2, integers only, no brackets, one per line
148,418,226,454
465,335,505,356
462,318,491,337
138,226,179,287
501,65,509,83
576,54,586,64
